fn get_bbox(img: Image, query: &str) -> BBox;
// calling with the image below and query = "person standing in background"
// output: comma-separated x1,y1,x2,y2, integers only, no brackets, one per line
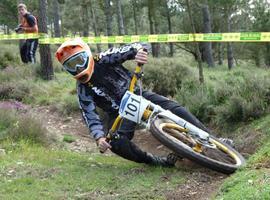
15,3,38,64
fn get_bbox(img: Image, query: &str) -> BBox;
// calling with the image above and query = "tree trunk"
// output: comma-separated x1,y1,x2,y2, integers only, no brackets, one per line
53,0,61,37
60,16,64,36
153,7,160,57
89,1,101,52
227,43,234,70
18,0,25,57
38,0,54,80
50,21,53,37
81,2,89,37
227,14,234,70
116,0,125,35
186,0,204,84
132,0,138,35
148,0,158,57
218,43,223,65
4,25,10,34
165,0,173,57
265,43,270,67
104,0,113,48
202,5,214,67
253,46,261,67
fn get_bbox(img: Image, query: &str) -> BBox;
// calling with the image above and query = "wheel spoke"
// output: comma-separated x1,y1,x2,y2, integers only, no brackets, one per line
160,122,241,166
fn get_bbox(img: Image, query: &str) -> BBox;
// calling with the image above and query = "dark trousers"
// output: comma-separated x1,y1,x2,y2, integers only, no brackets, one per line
20,39,38,64
109,91,209,164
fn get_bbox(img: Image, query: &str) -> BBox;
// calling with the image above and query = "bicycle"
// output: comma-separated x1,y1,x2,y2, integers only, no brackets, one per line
105,49,245,174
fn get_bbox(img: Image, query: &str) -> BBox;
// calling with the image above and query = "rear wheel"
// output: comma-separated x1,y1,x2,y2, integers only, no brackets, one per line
150,117,245,174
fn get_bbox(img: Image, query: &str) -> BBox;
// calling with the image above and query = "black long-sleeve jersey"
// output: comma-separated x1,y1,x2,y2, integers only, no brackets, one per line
77,43,144,140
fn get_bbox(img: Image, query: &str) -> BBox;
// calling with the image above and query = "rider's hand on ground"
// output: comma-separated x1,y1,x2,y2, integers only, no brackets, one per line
135,50,148,65
97,137,111,153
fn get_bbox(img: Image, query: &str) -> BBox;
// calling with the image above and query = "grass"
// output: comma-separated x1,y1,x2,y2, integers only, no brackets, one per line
62,134,76,143
216,169,270,200
0,42,75,116
216,115,270,200
0,106,186,199
175,64,270,129
0,67,78,115
0,42,21,69
245,115,270,167
0,108,49,145
0,141,186,200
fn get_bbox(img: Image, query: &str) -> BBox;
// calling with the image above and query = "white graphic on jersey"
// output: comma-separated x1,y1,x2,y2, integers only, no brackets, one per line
99,43,142,58
92,86,119,109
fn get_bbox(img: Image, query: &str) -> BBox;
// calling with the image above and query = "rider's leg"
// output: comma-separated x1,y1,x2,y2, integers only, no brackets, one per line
108,118,177,166
142,91,210,133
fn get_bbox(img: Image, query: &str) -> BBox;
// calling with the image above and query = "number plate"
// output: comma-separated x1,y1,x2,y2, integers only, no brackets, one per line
119,91,150,123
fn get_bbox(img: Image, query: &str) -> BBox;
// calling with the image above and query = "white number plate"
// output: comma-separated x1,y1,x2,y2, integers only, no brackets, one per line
119,91,150,124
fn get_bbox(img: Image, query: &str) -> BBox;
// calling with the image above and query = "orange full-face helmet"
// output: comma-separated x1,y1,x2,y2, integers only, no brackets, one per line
55,38,94,83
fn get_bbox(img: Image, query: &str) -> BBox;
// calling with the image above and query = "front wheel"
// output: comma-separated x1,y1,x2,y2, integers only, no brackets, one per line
150,117,245,174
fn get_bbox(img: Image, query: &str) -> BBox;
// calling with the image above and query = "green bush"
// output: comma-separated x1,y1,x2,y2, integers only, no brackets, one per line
0,83,14,100
176,68,270,128
0,63,78,115
214,96,245,126
51,93,78,116
9,81,31,101
0,43,20,69
141,58,196,96
1,45,269,130
0,108,49,145
0,109,17,140
0,81,32,101
10,114,48,145
0,66,34,83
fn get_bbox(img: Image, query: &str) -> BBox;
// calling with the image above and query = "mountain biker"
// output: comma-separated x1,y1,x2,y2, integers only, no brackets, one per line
16,3,38,64
55,38,231,167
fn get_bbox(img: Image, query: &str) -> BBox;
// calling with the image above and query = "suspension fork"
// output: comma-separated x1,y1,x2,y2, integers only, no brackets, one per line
106,65,144,140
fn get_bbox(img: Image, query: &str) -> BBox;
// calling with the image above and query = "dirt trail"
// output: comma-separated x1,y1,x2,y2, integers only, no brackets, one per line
30,105,227,200
30,106,98,153
0,101,227,200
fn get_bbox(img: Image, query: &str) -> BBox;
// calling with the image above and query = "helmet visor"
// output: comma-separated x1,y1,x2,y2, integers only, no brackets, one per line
63,51,88,74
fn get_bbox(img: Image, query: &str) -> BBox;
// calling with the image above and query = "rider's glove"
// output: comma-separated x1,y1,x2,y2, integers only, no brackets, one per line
96,137,111,153
135,49,148,65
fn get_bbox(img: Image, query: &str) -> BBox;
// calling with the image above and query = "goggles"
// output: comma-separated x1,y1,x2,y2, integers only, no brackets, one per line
63,51,88,75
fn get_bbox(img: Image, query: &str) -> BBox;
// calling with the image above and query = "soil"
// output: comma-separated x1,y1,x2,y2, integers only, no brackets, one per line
165,170,226,200
0,100,257,200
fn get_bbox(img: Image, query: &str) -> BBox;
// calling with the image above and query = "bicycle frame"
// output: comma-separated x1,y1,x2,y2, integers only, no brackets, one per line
106,62,210,143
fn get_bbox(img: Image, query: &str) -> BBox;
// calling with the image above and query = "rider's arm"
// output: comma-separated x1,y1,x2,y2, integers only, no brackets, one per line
77,83,105,141
96,43,147,65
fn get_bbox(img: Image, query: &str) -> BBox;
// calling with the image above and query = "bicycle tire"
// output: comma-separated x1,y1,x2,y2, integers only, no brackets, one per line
150,116,245,174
